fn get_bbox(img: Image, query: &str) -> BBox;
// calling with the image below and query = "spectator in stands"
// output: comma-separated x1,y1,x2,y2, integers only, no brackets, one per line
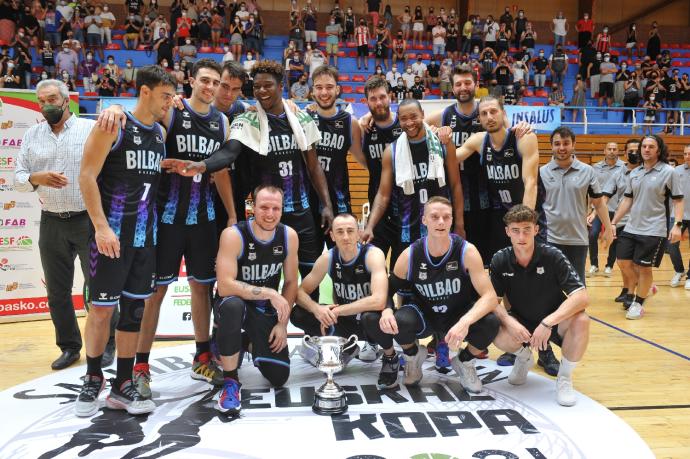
579,39,596,80
646,21,661,60
79,51,99,92
398,5,411,41
469,16,483,52
475,80,489,98
494,58,512,94
520,22,536,57
44,3,60,46
549,44,568,86
104,55,122,85
290,72,310,101
499,6,513,36
680,74,690,126
122,58,137,91
402,65,415,88
180,59,192,96
622,71,641,124
489,78,502,98
221,45,234,63
69,7,84,44
548,83,565,108
176,8,192,45
551,11,568,47
570,75,586,122
411,53,427,79
303,4,317,48
154,30,174,68
128,0,143,15
587,52,602,99
153,14,169,41
32,0,47,34
0,59,21,88
645,71,667,106
171,60,184,93
40,41,56,77
99,5,115,46
595,26,611,55
575,12,593,49
330,2,343,26
288,10,304,51
228,15,244,59
411,5,424,47
625,23,639,60
243,52,256,75
186,0,198,22
245,13,262,56
19,5,39,42
97,67,116,96
613,61,629,106
431,20,446,61
84,6,103,61
144,0,159,22
12,39,31,89
512,58,528,87
386,64,401,89
55,41,78,79
514,9,527,49
393,76,407,101
307,47,325,79
495,22,511,58
446,17,459,59
189,17,200,41
197,5,212,48
355,18,370,71
391,31,407,67
344,6,355,42
410,75,425,100
177,38,198,63
284,40,296,62
140,17,155,49
425,7,437,44
369,65,384,82
59,69,75,91
436,58,452,98
374,21,390,70
480,47,498,84
324,16,341,66
366,0,381,28
503,85,518,105
483,15,499,52
210,7,224,49
288,49,304,87
461,15,472,54
642,95,661,134
426,58,440,87
658,51,672,73
532,49,549,89
123,12,142,50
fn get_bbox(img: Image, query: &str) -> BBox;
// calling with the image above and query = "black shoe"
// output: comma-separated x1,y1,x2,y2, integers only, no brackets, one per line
102,339,116,368
537,348,560,377
496,352,516,366
377,353,400,389
614,292,628,302
622,296,634,310
52,350,80,370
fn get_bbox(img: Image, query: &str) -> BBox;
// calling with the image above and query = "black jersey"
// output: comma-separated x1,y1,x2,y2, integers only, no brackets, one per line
221,101,250,218
308,108,353,214
330,243,373,305
407,234,478,321
442,103,490,211
99,112,166,248
235,220,289,307
159,99,227,225
247,113,312,214
480,129,524,210
391,137,450,243
361,116,403,205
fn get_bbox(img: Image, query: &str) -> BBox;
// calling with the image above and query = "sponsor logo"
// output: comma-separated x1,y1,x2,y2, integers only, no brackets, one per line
504,148,514,158
0,235,33,251
0,258,31,271
334,120,344,129
0,217,27,228
354,265,365,274
446,261,458,271
1,201,32,210
0,138,22,148
272,245,283,255
419,271,427,280
182,111,191,118
182,120,192,129
0,156,15,170
156,134,164,143
182,311,192,321
248,252,256,261
0,177,11,191
133,135,142,145
1,281,35,292
0,120,13,129
502,272,514,276
536,266,544,274
209,121,219,131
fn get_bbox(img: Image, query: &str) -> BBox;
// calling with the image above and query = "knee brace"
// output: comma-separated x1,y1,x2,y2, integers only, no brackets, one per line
215,296,245,356
116,296,145,332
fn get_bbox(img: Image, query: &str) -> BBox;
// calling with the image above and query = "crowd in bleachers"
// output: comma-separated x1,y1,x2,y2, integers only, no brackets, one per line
0,0,689,131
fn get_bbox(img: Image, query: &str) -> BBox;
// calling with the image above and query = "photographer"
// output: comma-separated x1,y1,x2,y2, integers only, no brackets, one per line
97,69,117,97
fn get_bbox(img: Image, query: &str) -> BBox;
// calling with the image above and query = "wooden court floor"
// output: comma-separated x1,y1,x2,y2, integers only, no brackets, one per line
1,243,689,458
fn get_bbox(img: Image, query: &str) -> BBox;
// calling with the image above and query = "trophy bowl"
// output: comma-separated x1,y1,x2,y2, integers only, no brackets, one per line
302,334,358,415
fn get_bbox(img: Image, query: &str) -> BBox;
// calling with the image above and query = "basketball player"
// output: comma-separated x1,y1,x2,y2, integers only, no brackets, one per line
362,197,500,393
307,65,366,249
214,185,299,414
491,205,590,407
362,98,464,263
162,60,334,298
611,135,684,319
291,213,387,361
75,65,176,417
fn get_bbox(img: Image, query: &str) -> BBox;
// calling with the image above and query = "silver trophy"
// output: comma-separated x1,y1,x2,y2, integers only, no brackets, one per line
302,334,358,415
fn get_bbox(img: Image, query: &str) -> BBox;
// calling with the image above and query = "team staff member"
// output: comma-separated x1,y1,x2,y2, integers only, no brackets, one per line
362,197,500,394
362,99,464,260
75,65,176,417
667,145,690,290
491,205,590,407
14,79,118,371
213,185,299,415
601,139,641,303
611,135,684,320
292,213,387,361
587,142,626,278
539,127,614,284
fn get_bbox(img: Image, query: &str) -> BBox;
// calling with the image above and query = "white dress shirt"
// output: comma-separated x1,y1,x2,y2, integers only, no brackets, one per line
14,115,95,213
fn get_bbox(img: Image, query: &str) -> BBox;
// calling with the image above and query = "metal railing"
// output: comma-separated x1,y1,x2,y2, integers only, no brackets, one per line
552,105,688,135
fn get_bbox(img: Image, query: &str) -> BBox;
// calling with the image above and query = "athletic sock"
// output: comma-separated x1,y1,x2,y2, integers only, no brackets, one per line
558,356,578,378
403,345,419,357
86,355,103,378
223,369,239,382
135,352,150,365
195,341,211,359
458,347,475,362
634,295,646,305
619,288,629,297
114,357,135,389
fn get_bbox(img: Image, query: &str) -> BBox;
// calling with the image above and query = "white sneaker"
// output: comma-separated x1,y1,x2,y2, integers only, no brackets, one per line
603,266,613,277
670,272,684,287
626,301,644,320
451,356,482,393
556,376,577,406
402,345,428,386
357,342,381,362
586,266,599,277
685,279,690,290
508,347,534,386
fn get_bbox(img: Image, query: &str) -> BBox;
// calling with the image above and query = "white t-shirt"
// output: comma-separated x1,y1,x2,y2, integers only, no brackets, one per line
100,12,116,28
402,71,416,88
243,59,256,73
85,15,102,34
432,25,446,45
411,61,427,78
386,70,401,87
484,21,499,41
309,55,325,77
553,18,567,36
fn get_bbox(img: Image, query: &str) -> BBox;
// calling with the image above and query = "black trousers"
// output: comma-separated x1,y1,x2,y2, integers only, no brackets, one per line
552,243,588,286
39,212,117,352
290,305,376,341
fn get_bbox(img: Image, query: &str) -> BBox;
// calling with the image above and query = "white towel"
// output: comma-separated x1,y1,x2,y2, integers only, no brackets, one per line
255,99,316,155
393,123,446,195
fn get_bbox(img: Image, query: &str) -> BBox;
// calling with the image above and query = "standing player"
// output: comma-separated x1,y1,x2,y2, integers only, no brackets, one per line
491,205,590,407
362,98,464,265
214,185,299,414
362,197,500,392
611,135,684,319
668,145,690,289
75,65,175,417
307,65,366,249
291,213,388,360
455,96,540,259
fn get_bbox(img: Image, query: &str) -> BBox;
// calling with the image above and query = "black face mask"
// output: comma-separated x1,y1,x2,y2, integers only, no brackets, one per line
41,100,66,125
628,152,641,165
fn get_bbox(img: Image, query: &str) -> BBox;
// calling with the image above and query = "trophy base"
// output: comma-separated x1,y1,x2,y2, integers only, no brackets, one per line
312,395,348,416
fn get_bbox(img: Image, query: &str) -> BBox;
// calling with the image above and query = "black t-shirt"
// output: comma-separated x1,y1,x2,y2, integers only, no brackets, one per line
411,83,425,99
534,57,548,73
490,243,584,324
495,64,511,85
367,0,382,12
427,63,440,78
665,76,681,101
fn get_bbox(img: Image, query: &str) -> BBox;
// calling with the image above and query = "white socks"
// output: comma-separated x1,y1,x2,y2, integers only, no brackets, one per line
558,356,578,378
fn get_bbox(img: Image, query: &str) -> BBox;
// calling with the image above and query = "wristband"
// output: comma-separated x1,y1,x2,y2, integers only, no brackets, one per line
540,321,553,330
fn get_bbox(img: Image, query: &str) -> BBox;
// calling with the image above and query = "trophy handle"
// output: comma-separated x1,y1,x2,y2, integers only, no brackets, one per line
343,334,358,352
303,335,317,352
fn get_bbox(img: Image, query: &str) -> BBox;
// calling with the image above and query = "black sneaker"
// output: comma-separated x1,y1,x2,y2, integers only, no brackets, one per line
622,296,634,310
537,348,560,377
496,352,516,366
106,379,156,415
614,291,628,303
75,374,105,417
377,353,400,390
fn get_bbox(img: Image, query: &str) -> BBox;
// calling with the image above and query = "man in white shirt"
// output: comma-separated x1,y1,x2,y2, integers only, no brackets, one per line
432,23,447,60
411,54,427,79
483,15,499,51
386,65,401,88
402,66,416,88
